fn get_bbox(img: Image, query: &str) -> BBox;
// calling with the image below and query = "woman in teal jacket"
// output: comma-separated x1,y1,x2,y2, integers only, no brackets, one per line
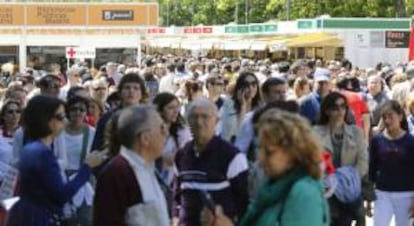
202,109,329,226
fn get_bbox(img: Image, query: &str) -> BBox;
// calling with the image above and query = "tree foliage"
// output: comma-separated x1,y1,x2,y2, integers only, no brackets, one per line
157,0,414,26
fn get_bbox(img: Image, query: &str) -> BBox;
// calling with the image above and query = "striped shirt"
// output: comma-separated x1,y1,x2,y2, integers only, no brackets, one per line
175,136,248,226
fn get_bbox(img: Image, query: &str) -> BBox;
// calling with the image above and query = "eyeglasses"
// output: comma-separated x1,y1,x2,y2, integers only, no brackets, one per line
188,113,213,122
53,113,66,121
94,87,106,91
213,82,224,86
242,81,257,87
48,83,60,89
5,109,21,115
69,107,86,113
330,103,347,111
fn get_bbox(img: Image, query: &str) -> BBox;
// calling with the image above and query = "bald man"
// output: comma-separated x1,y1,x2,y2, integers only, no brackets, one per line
93,105,170,226
175,98,248,226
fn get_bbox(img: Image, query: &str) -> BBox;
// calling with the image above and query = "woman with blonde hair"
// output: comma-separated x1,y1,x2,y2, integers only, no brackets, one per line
203,109,328,226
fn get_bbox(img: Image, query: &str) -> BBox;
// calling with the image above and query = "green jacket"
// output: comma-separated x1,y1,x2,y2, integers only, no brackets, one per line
239,170,329,226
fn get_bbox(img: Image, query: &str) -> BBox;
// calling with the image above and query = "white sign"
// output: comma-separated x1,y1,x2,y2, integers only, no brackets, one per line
355,31,369,47
66,47,96,59
269,41,287,52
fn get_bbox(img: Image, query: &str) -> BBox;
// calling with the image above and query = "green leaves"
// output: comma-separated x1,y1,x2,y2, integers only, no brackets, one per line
157,0,414,26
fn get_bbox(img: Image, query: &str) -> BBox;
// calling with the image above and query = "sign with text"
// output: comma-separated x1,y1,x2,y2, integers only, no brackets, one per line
88,4,158,26
183,27,213,34
102,10,133,21
0,3,158,26
66,47,96,59
0,5,24,25
27,5,86,26
147,27,166,34
385,30,410,48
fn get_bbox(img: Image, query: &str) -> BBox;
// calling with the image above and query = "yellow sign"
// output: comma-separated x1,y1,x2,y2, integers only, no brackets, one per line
0,3,158,26
0,5,24,25
27,5,86,26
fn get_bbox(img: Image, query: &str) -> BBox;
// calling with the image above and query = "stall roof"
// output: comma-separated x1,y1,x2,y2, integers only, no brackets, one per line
287,33,342,47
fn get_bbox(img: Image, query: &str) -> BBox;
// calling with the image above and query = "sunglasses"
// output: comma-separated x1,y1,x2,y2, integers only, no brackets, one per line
5,109,21,115
69,107,86,113
330,103,347,111
242,81,257,87
53,113,66,121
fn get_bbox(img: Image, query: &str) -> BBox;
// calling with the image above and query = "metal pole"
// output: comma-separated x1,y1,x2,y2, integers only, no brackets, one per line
245,0,248,24
235,1,239,24
286,0,291,21
166,0,169,26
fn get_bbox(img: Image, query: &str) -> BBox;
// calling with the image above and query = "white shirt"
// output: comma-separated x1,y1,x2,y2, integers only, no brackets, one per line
159,73,177,94
63,126,95,170
120,147,170,226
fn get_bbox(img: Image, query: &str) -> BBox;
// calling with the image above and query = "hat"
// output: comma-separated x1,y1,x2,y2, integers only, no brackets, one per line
314,68,331,82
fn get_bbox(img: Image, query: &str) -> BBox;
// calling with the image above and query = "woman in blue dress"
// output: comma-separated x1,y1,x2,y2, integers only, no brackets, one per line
6,95,106,226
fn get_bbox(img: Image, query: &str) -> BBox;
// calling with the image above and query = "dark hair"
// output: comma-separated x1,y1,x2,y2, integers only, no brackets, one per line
184,80,203,101
106,91,120,109
65,96,89,120
37,74,61,89
166,63,176,73
0,99,22,125
153,92,185,147
261,77,286,96
381,100,408,131
67,86,87,100
232,71,261,114
252,100,299,124
23,95,64,141
176,62,185,72
336,76,350,90
107,111,122,157
117,73,148,103
318,92,352,125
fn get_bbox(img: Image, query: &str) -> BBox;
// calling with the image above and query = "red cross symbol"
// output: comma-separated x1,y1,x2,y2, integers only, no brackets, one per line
67,48,76,59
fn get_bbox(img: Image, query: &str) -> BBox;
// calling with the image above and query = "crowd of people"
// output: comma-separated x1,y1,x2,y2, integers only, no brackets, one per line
0,55,413,226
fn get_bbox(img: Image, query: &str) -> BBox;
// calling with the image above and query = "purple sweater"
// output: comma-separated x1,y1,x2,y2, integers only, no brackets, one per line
369,132,414,191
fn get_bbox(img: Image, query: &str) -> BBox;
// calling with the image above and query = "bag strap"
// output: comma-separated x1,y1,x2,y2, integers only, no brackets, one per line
79,126,90,166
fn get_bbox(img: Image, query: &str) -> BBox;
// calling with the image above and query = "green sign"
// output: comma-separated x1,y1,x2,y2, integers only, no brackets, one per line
249,24,263,32
237,26,249,33
317,19,410,29
264,24,277,32
297,20,314,29
225,24,277,34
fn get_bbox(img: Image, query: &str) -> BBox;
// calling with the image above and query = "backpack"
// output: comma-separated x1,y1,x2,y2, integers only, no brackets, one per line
333,166,361,203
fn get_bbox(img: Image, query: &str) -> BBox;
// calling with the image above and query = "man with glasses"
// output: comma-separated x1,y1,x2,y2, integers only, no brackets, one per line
175,98,248,226
205,75,225,110
93,105,170,226
299,68,332,124
234,77,287,155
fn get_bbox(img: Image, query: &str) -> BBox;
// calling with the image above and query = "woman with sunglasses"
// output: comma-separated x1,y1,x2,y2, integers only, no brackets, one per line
314,92,368,226
202,110,329,226
6,95,106,226
219,71,261,143
62,96,96,226
0,99,22,165
369,100,414,226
